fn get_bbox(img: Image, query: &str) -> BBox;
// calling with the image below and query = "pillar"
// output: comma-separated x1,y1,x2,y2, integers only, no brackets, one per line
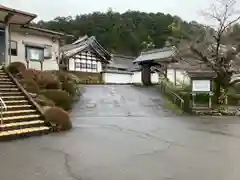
4,23,9,66
141,63,151,85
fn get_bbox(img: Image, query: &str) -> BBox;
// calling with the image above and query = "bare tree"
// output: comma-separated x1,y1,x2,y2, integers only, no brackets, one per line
172,0,240,103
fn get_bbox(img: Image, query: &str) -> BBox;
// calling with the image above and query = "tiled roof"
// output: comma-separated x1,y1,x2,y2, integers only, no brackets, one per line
187,71,216,78
133,46,177,63
108,54,136,70
62,35,111,60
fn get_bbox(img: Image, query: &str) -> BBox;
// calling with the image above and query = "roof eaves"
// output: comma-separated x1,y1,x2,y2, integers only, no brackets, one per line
22,25,67,36
64,43,89,57
0,5,37,18
91,36,111,58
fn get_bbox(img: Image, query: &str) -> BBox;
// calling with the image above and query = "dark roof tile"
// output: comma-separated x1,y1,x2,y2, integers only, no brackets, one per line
133,46,177,63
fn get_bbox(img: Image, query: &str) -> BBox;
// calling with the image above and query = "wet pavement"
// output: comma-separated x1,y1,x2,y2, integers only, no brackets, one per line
1,85,240,180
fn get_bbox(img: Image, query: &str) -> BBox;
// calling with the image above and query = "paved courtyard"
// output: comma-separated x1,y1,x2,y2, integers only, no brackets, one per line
0,85,240,180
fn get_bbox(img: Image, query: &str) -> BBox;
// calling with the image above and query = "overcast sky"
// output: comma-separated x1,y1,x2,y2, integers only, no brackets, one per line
0,0,239,24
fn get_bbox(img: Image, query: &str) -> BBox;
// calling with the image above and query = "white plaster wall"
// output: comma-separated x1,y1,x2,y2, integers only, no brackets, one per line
151,73,159,84
167,69,175,83
167,68,190,85
101,71,159,84
131,71,142,84
97,61,102,72
68,58,75,71
9,31,59,70
102,73,132,84
176,70,190,85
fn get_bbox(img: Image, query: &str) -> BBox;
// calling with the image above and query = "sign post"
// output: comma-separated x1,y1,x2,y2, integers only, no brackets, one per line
187,71,216,110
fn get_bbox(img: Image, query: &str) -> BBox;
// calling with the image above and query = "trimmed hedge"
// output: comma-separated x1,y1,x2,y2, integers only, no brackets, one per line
62,80,76,97
19,79,40,94
68,73,81,84
36,71,61,89
53,71,71,82
8,62,26,74
19,69,40,81
40,89,72,110
35,95,55,107
44,107,72,131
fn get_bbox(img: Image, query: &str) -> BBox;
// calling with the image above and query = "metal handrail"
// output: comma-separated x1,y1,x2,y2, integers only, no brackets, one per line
160,81,185,109
0,97,7,128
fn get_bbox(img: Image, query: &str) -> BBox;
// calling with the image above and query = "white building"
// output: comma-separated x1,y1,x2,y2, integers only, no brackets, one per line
61,35,111,73
0,5,67,70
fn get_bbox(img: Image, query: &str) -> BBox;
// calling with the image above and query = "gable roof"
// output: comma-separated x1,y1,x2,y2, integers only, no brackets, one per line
62,35,111,61
108,54,136,70
133,46,177,64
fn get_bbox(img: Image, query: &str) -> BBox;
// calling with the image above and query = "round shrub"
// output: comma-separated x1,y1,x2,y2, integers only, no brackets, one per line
44,107,72,131
36,71,61,89
35,95,55,107
19,79,40,94
62,80,76,97
20,69,40,81
8,62,26,74
54,71,71,82
40,89,72,110
68,73,81,84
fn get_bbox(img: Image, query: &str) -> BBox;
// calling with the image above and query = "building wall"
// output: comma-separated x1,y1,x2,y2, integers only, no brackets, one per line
151,73,159,84
130,71,159,84
9,31,59,71
102,72,132,84
167,68,190,85
131,71,142,84
68,51,102,73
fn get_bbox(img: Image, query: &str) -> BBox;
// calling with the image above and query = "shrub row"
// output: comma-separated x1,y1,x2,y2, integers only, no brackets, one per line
7,62,83,131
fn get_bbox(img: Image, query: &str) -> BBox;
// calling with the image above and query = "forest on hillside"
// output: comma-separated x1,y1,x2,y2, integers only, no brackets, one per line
34,10,198,56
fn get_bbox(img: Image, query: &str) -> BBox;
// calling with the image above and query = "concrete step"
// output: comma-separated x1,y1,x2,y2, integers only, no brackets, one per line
6,105,33,110
4,100,29,105
0,126,50,141
0,78,12,81
0,76,10,78
1,114,41,123
0,120,45,131
1,96,26,101
2,109,37,115
0,84,16,88
0,92,22,96
1,110,38,117
0,88,20,92
0,81,13,84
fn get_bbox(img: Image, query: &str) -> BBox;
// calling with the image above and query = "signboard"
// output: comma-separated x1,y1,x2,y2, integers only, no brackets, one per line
30,49,41,60
192,80,211,92
26,47,44,61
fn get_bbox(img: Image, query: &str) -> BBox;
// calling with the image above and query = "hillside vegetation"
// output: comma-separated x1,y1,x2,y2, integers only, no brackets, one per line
35,10,195,55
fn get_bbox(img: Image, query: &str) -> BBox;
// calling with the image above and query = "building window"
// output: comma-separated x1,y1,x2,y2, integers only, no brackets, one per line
44,45,52,59
87,64,91,69
75,62,81,68
26,46,44,61
9,40,17,56
91,64,97,70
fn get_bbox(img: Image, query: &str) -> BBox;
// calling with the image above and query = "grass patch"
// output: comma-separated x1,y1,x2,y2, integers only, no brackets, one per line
163,97,184,115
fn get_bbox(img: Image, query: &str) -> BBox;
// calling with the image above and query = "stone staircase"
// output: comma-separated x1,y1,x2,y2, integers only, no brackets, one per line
0,69,51,141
